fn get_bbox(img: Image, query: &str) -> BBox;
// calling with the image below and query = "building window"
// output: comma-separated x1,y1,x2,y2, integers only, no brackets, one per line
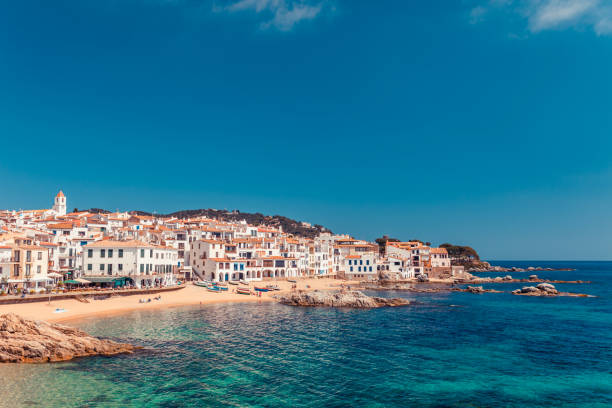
118,264,123,271
37,252,42,260
108,249,113,258
88,264,92,271
140,264,144,273
350,266,353,272
100,264,105,271
101,249,105,258
25,264,31,276
26,251,31,262
369,266,372,272
119,249,123,258
141,249,145,257
37,265,41,274
88,249,93,257
150,249,153,257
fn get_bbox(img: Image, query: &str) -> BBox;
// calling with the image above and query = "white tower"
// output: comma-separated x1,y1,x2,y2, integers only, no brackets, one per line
53,190,67,216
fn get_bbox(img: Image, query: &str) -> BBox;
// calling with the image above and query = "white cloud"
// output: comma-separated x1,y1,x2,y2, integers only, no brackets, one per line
470,6,488,24
470,0,612,35
222,0,324,31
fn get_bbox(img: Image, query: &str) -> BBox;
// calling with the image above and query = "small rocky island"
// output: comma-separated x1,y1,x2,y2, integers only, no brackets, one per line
275,290,410,308
511,283,591,297
0,313,136,363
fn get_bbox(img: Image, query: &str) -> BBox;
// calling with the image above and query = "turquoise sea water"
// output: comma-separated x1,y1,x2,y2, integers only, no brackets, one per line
0,261,611,407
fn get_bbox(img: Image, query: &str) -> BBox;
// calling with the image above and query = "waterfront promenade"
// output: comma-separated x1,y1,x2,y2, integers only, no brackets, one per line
0,278,345,323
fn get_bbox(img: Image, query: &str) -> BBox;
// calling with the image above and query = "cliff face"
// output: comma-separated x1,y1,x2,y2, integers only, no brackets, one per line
0,313,135,363
275,290,410,308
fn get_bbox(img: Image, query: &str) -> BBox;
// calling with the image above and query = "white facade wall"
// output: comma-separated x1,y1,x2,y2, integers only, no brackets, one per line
84,243,177,287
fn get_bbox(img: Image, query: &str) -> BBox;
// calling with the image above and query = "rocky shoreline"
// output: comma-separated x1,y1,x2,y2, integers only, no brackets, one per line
0,313,136,363
465,274,590,284
358,280,594,298
275,290,410,308
467,261,575,273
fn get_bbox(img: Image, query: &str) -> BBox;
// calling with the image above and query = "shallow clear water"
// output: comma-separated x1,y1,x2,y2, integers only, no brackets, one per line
1,261,611,407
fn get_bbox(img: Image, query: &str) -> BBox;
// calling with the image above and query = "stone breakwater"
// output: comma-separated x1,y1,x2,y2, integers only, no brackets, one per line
275,290,410,308
0,313,136,363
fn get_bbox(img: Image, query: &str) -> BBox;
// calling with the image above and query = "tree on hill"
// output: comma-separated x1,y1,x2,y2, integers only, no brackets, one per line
439,243,480,261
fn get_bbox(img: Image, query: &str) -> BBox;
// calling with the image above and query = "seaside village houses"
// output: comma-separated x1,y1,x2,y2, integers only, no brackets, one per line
0,190,466,294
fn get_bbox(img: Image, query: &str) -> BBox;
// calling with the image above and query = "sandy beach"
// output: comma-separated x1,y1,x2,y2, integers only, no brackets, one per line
0,278,350,324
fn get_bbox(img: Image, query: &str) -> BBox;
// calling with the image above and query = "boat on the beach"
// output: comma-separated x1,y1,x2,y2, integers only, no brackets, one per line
239,280,249,285
254,287,269,292
287,279,297,283
228,281,239,285
266,285,281,291
236,287,250,295
206,286,221,292
194,281,210,288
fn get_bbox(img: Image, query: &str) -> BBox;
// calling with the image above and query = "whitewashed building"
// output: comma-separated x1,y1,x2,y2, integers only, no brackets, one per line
83,240,177,287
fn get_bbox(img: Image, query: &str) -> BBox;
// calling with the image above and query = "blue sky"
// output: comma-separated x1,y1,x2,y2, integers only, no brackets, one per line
1,0,611,260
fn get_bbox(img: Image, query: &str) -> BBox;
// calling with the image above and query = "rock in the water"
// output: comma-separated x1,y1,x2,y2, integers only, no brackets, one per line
520,286,540,293
0,313,135,363
466,286,485,293
503,275,513,281
528,275,538,280
536,283,558,294
275,290,410,308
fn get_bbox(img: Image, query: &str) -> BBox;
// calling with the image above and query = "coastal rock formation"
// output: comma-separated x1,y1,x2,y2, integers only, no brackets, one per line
467,276,589,285
536,283,558,294
275,290,410,308
467,264,575,273
0,313,136,363
453,286,503,294
512,284,566,297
